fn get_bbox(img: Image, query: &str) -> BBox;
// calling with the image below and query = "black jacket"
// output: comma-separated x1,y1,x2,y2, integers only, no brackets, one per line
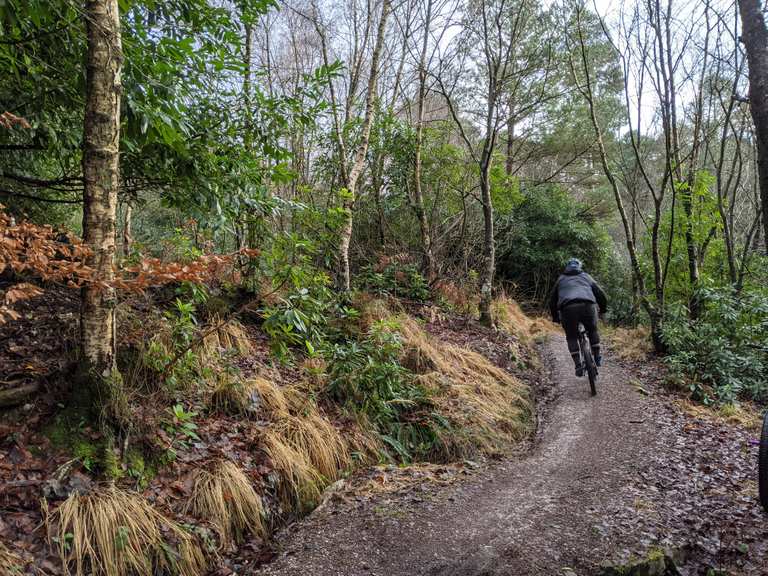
548,264,608,322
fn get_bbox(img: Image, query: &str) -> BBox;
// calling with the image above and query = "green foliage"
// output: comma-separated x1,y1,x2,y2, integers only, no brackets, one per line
259,232,338,358
357,262,431,301
662,287,768,404
599,259,637,326
262,287,333,359
326,320,444,461
141,297,209,390
162,404,201,461
495,184,613,302
645,171,725,303
489,160,523,216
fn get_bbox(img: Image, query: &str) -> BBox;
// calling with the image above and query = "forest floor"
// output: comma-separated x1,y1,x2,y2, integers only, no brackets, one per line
1,293,766,575
254,335,768,576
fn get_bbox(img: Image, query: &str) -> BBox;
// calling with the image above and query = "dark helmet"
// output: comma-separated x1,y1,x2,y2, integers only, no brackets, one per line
564,258,582,273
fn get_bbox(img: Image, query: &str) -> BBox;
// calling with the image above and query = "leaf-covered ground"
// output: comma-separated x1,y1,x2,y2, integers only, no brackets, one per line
0,294,545,575
2,292,766,575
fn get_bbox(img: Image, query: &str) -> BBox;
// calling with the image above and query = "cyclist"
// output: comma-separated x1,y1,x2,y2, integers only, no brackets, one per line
548,258,608,376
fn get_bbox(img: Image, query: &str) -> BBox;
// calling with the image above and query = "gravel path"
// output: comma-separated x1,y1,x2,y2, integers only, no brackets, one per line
254,336,766,576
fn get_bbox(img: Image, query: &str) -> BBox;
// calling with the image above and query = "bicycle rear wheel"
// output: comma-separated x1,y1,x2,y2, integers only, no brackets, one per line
760,411,768,512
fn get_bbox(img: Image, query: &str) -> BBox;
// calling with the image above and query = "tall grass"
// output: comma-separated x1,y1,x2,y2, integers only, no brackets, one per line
187,460,265,547
47,486,206,576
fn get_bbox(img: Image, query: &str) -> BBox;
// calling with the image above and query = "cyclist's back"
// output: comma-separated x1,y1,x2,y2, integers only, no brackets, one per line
549,258,607,376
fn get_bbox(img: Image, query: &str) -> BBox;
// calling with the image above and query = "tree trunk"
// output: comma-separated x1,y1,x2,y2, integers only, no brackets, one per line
412,0,435,281
122,203,132,258
243,18,253,151
478,151,495,327
337,0,391,291
739,0,768,252
570,8,663,350
80,0,124,424
372,152,387,246
505,101,515,176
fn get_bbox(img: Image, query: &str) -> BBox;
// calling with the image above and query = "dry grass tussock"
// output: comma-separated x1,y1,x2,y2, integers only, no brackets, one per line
434,280,479,316
492,294,559,342
200,315,253,358
270,413,350,479
0,540,23,574
262,427,324,508
676,399,762,432
233,377,363,510
187,460,265,547
606,326,653,361
353,292,397,332
47,486,206,576
211,375,294,416
397,316,533,456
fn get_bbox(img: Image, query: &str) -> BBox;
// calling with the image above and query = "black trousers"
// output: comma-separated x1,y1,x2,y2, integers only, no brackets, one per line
561,301,600,359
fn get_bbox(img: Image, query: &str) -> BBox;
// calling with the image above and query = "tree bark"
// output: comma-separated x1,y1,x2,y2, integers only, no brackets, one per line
337,0,391,291
122,203,132,258
80,0,123,423
739,0,768,252
478,148,495,326
505,101,515,176
412,0,435,281
0,383,41,408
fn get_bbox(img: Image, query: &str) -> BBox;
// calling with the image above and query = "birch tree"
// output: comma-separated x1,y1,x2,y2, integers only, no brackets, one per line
437,0,553,326
80,0,123,422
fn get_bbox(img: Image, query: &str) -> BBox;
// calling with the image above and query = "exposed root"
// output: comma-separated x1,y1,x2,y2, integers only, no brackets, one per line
47,486,206,576
0,540,23,574
397,315,533,457
187,460,265,547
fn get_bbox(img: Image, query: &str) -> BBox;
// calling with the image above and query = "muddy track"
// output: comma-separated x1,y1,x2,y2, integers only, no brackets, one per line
253,335,766,576
252,336,669,576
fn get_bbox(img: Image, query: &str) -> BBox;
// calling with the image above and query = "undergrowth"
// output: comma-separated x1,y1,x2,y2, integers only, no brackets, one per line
0,540,22,574
397,315,533,458
36,279,539,574
326,318,443,461
663,287,768,404
187,460,266,547
47,486,207,576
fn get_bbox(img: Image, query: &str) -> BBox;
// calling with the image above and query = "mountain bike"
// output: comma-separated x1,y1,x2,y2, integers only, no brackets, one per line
760,410,768,513
577,323,598,396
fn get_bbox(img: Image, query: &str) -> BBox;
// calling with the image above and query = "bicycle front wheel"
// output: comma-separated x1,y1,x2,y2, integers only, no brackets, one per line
584,346,597,396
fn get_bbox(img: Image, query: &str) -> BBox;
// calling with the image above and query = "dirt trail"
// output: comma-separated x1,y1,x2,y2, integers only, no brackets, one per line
254,335,766,575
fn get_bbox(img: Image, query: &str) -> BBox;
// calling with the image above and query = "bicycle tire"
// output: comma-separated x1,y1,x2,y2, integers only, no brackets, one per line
584,346,597,396
577,328,597,396
760,411,768,513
